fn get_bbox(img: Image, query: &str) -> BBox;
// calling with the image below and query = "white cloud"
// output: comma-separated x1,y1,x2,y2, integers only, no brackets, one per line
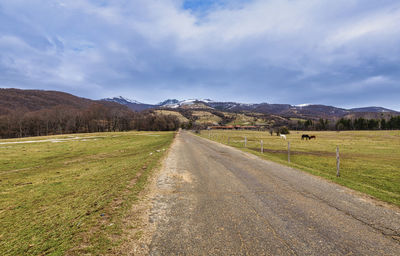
0,0,399,109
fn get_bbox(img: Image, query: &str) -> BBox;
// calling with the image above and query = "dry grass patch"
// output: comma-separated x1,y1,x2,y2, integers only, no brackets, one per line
155,110,189,123
192,111,222,125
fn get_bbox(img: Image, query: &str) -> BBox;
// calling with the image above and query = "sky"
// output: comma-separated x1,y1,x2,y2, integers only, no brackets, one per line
0,0,400,110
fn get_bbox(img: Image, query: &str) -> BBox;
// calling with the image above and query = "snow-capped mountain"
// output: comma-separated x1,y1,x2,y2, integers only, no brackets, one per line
102,96,143,105
101,96,398,118
102,97,216,110
158,99,179,106
158,99,215,108
102,96,154,111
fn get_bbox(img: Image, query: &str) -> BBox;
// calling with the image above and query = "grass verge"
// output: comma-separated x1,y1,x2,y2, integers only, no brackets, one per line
0,131,174,255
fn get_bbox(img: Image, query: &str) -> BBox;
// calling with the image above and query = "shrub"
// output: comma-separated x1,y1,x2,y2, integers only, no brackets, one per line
278,126,290,134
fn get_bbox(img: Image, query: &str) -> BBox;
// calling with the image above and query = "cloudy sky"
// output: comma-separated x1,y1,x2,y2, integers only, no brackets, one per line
0,0,399,110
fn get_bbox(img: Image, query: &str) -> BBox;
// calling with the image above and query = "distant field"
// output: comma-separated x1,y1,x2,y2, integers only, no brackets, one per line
155,110,189,123
0,131,174,255
199,130,400,206
227,113,270,126
192,111,221,125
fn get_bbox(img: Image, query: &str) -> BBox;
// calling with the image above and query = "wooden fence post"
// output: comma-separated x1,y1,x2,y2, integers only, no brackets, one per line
228,137,230,145
336,146,340,177
245,136,247,147
261,140,263,153
288,141,290,163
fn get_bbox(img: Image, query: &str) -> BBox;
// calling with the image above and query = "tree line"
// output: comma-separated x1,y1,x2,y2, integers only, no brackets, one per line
335,116,400,130
291,118,332,131
291,116,400,131
0,104,180,139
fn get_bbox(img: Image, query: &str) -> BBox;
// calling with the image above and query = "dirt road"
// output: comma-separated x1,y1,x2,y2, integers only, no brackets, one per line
148,131,400,255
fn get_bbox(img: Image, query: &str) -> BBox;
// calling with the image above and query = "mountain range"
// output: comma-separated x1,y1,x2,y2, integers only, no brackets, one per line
0,89,398,126
102,96,398,120
2,89,399,138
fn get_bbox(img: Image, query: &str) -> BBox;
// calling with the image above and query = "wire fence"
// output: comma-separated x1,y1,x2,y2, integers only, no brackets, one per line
200,129,400,206
205,131,345,177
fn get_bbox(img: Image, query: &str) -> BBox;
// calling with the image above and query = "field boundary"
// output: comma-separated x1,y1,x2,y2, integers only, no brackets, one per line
109,131,178,255
194,131,400,210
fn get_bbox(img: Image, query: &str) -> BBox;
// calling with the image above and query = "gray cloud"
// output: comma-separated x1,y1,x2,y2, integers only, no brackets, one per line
0,0,399,110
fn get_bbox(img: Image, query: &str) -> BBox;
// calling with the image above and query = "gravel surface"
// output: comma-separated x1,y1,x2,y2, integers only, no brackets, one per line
149,131,400,255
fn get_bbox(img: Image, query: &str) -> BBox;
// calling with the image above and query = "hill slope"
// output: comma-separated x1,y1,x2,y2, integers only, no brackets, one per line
0,88,129,115
102,96,155,111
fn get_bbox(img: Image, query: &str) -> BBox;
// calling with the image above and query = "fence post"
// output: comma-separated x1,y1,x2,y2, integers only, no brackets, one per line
209,131,211,139
228,137,230,145
336,146,340,177
245,136,247,147
260,140,263,153
288,141,290,163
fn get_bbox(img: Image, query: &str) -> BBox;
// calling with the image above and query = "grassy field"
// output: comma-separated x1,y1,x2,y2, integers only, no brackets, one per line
226,113,271,126
199,130,400,207
0,131,174,255
192,111,222,125
155,110,189,123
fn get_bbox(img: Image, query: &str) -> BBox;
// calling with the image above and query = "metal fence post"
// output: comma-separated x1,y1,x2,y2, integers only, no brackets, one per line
288,141,291,163
336,146,340,177
245,136,247,147
261,140,263,153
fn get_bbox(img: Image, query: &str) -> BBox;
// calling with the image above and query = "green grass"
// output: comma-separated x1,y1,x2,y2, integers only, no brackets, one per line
199,130,400,207
0,131,175,255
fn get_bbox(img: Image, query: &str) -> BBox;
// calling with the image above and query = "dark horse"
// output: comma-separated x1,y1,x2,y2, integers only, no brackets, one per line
301,134,310,140
309,135,316,140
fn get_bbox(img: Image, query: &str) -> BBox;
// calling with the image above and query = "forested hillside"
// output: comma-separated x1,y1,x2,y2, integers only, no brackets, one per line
0,89,179,138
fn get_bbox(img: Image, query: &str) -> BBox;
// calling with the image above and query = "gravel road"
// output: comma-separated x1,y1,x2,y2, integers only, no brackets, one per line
149,131,400,255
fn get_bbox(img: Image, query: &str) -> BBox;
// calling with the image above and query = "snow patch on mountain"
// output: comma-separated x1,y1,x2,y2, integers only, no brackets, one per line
103,96,143,104
158,99,215,108
295,103,311,107
180,99,214,104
